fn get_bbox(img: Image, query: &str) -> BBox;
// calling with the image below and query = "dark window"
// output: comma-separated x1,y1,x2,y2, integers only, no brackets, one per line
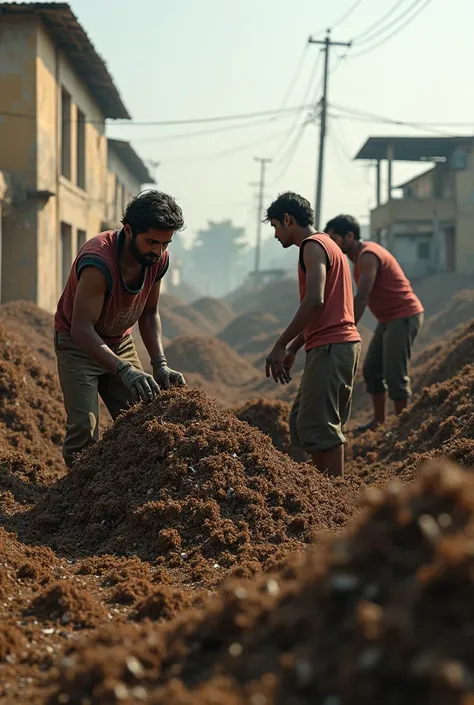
417,242,431,260
61,89,71,179
77,229,86,252
60,222,73,290
76,108,86,189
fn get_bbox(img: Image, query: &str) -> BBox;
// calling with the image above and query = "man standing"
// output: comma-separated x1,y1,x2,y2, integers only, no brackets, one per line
326,214,424,430
265,192,361,477
54,190,186,468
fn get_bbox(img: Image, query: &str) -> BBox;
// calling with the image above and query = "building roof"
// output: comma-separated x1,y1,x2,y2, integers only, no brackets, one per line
108,139,154,184
396,166,436,189
0,2,130,119
355,136,473,162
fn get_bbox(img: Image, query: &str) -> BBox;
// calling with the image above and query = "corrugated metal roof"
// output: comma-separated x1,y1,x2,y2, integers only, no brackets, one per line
108,139,154,184
0,2,130,119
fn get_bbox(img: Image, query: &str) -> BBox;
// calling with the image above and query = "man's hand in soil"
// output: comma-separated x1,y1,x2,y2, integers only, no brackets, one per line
151,355,186,390
266,342,291,385
116,361,160,403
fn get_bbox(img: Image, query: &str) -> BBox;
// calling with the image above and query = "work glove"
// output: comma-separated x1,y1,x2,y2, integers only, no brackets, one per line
151,354,186,390
116,360,160,403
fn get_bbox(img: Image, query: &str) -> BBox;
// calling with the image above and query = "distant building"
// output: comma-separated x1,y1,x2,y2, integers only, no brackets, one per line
0,3,153,312
105,139,154,230
355,136,474,278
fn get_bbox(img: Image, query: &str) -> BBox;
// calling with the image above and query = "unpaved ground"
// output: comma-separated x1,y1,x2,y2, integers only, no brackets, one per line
0,297,474,703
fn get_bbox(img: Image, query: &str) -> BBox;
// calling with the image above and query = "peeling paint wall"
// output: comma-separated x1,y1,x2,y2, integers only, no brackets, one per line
0,17,38,302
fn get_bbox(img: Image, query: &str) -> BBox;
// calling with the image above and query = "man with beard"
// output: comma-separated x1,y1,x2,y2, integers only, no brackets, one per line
54,190,186,468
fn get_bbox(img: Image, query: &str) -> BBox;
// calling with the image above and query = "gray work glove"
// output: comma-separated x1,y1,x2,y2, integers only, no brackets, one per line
116,360,160,403
151,355,186,390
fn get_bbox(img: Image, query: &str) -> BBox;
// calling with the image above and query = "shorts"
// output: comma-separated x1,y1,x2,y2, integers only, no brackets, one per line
289,341,361,454
363,312,424,400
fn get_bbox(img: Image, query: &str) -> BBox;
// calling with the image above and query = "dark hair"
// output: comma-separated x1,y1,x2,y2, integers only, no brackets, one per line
122,190,184,235
265,191,314,227
325,214,360,241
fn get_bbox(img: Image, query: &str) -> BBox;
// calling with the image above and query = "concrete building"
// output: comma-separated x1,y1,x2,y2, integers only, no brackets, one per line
355,136,474,278
105,139,154,230
0,3,153,313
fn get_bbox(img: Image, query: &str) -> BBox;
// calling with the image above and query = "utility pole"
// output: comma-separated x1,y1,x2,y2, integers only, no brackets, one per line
309,30,351,229
254,157,272,274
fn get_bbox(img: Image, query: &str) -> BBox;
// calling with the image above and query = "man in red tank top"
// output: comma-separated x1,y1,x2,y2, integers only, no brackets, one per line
54,190,186,468
326,214,424,430
264,193,361,477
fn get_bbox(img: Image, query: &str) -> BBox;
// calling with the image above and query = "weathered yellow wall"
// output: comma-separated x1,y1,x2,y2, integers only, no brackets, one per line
36,21,107,312
0,17,38,302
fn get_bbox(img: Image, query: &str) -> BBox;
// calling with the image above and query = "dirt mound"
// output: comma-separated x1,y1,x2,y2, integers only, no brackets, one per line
173,304,217,336
0,300,55,368
43,460,474,705
417,289,474,349
348,323,474,484
0,324,65,477
27,580,108,628
166,336,258,386
191,297,235,331
227,276,299,326
159,292,184,310
219,311,281,351
413,321,474,392
27,390,356,582
413,272,473,319
132,584,197,622
234,398,307,462
160,308,202,340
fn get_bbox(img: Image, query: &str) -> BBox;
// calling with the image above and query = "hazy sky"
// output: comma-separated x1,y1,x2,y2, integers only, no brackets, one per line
63,0,472,251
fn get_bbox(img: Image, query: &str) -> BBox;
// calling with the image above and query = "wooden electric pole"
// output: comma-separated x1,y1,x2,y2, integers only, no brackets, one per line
309,30,351,229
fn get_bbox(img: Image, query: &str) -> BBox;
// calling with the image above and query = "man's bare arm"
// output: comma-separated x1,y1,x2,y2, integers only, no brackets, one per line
138,281,165,362
287,331,306,355
354,252,378,324
277,240,327,347
70,267,121,373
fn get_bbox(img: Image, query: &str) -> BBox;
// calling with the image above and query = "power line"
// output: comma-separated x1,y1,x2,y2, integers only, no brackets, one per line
331,0,366,30
331,102,455,135
352,0,413,43
270,122,309,184
272,50,322,160
0,103,313,128
164,125,293,168
132,111,296,144
277,45,310,111
350,0,433,56
311,0,365,36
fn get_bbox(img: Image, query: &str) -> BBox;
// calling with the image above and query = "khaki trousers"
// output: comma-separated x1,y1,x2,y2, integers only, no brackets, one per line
289,341,361,454
363,313,424,401
54,332,143,468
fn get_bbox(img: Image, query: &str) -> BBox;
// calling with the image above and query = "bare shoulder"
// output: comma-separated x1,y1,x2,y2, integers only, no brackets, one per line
302,239,328,266
359,250,379,272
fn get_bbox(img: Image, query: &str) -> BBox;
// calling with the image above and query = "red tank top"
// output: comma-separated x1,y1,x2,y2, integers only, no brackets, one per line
54,230,169,344
298,233,360,351
353,242,424,324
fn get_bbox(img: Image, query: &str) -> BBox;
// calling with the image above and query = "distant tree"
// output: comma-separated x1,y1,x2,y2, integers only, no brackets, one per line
189,220,246,297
